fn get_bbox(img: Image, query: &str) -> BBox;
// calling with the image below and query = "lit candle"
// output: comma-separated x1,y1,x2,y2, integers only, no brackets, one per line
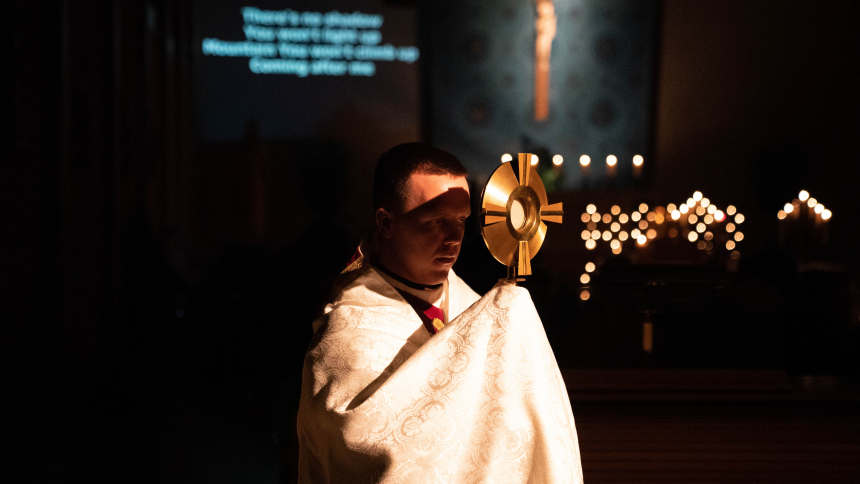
579,155,591,187
606,154,617,179
813,203,824,228
632,154,643,178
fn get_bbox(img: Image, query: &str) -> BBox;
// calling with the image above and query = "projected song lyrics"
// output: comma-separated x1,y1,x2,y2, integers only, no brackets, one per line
201,7,420,78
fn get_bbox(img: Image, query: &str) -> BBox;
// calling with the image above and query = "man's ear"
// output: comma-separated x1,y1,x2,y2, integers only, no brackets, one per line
376,207,394,238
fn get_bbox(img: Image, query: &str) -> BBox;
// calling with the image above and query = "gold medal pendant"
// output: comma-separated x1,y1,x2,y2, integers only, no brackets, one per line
432,318,445,331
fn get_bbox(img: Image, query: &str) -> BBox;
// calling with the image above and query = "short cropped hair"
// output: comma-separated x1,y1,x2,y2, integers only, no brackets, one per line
372,142,468,213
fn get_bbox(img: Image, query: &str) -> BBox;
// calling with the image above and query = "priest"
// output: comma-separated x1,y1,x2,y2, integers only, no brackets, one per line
297,143,583,483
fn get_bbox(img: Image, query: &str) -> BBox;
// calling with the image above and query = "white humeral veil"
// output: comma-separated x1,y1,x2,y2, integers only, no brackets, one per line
297,264,583,483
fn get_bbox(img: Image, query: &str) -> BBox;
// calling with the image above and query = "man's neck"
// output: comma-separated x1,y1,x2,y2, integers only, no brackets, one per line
374,261,448,321
375,257,443,291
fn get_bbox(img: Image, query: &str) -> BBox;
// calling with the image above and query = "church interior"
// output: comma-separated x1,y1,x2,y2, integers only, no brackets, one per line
7,0,860,482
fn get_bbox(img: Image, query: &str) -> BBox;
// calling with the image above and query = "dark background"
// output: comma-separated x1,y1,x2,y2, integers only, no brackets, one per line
194,0,421,142
6,0,860,482
423,0,661,190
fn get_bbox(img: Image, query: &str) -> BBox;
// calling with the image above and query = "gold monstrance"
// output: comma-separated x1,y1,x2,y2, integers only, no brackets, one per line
480,153,563,283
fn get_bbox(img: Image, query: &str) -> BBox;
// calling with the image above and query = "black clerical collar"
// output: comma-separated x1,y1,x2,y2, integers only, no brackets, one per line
375,261,443,291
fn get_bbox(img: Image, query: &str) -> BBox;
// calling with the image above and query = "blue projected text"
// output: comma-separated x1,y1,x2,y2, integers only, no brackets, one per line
201,6,419,77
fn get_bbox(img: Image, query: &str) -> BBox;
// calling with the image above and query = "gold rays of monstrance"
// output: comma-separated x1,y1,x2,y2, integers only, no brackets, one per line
480,153,563,282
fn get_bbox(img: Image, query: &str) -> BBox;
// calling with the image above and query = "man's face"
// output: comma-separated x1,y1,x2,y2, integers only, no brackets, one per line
377,173,471,285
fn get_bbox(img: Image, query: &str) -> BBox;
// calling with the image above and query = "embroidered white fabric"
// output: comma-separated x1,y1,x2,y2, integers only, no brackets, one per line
297,266,583,483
